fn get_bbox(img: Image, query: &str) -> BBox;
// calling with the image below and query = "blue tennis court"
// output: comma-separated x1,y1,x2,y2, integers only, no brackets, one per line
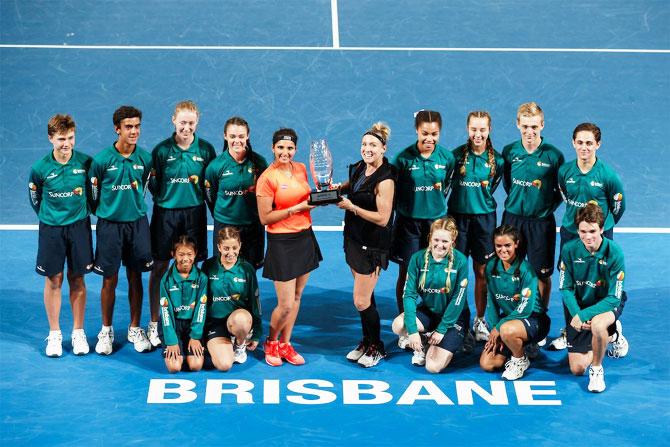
1,1,669,445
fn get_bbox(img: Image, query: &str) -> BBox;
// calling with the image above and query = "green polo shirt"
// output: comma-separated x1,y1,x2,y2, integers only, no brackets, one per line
90,144,152,222
392,142,455,219
150,134,216,208
159,263,209,346
28,150,92,226
558,158,626,234
202,256,262,341
204,150,268,225
485,257,544,331
402,248,469,335
502,138,565,218
448,144,504,215
559,237,625,323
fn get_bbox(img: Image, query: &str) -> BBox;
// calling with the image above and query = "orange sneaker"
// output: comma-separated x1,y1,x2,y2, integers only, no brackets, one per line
264,339,282,367
279,342,305,365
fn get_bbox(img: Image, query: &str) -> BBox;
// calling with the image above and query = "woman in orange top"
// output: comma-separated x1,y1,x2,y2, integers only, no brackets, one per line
256,128,322,367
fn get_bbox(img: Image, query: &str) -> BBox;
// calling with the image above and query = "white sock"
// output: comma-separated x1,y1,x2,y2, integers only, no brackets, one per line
101,325,112,333
72,328,84,335
49,330,62,336
591,365,604,372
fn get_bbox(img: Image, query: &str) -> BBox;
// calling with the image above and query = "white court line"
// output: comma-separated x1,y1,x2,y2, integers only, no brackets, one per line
1,224,668,233
0,44,668,53
331,0,340,49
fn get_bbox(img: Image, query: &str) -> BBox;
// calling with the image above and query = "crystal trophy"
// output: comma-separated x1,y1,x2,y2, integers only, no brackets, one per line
308,139,342,205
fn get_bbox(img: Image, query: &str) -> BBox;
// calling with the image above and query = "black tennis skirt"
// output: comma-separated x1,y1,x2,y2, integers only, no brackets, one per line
262,228,323,281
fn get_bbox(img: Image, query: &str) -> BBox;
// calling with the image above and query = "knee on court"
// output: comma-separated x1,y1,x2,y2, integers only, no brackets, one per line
391,315,405,335
569,359,589,376
187,356,204,372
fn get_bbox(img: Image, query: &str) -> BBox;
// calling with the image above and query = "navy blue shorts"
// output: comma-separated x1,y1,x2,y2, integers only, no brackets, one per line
204,316,233,342
450,211,496,265
390,214,433,265
151,204,208,262
36,217,93,277
564,294,626,354
502,211,556,278
559,226,614,258
213,220,265,270
93,216,154,277
415,306,470,353
499,313,551,357
162,318,199,357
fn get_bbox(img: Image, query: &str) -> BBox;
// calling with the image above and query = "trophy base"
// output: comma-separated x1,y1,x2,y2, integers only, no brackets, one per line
308,189,342,206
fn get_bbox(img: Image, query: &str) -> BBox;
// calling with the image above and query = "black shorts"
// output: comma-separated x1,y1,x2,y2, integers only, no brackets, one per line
502,212,556,278
213,220,265,270
415,306,470,353
559,226,614,257
564,294,626,354
151,204,208,262
263,228,322,281
499,313,551,357
36,217,93,277
344,236,390,275
204,316,233,341
93,216,154,277
390,214,433,265
450,211,496,265
162,318,199,357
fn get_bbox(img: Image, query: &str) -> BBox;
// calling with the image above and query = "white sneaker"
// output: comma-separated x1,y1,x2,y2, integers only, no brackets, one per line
95,327,114,355
473,317,490,342
537,337,547,347
71,329,89,355
501,355,530,380
411,350,426,366
146,321,161,348
588,365,606,392
357,343,386,368
397,335,410,350
346,340,368,362
127,326,151,353
525,342,540,360
233,343,248,364
45,331,63,357
548,328,567,350
608,320,629,358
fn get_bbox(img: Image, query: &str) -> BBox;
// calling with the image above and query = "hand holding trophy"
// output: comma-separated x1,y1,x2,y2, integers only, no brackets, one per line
308,139,342,205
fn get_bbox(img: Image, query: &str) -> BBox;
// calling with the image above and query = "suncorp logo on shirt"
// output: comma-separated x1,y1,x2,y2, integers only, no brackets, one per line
512,178,542,189
48,191,75,198
112,181,138,191
169,177,191,184
495,293,517,302
575,280,603,289
459,180,487,188
224,190,246,196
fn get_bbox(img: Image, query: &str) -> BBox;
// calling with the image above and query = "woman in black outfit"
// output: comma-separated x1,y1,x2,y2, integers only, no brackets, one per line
337,122,396,368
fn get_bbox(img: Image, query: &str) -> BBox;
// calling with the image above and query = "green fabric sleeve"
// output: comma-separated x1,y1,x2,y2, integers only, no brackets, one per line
559,252,581,318
188,272,208,341
577,252,625,322
402,253,421,335
435,258,468,334
28,168,42,215
160,279,179,347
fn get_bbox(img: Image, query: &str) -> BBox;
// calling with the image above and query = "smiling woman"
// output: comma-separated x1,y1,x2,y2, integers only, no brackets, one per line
255,128,322,367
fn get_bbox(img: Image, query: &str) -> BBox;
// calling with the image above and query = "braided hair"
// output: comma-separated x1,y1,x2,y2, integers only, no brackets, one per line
418,217,459,294
460,111,496,179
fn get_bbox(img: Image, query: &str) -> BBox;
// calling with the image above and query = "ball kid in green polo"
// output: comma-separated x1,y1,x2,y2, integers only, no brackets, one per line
90,105,154,355
29,114,94,357
448,110,505,345
390,110,455,350
147,100,216,349
559,203,628,393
